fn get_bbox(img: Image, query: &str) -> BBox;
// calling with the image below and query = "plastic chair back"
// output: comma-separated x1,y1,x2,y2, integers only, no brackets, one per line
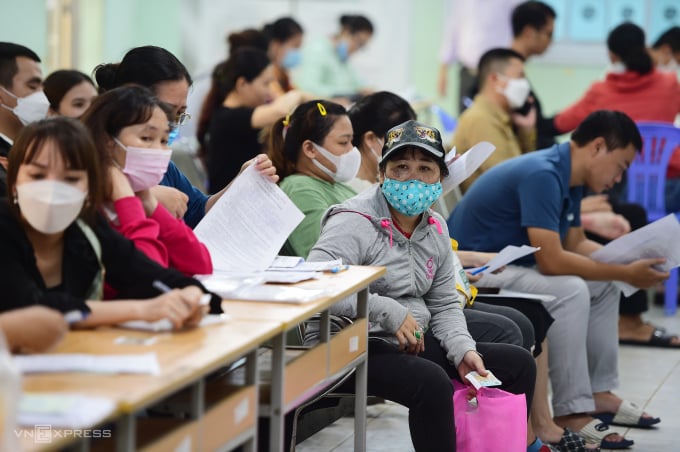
627,122,680,221
627,122,680,315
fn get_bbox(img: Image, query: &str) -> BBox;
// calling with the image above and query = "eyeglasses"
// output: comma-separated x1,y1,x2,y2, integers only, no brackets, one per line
175,112,191,126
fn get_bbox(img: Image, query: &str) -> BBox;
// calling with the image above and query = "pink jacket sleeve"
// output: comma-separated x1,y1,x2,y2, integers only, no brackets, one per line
150,203,213,275
113,196,169,267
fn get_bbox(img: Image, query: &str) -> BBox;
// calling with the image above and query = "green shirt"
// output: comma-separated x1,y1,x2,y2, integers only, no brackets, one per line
280,174,357,258
294,37,364,97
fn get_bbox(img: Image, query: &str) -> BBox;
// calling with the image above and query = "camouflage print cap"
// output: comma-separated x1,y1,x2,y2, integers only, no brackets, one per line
382,120,446,163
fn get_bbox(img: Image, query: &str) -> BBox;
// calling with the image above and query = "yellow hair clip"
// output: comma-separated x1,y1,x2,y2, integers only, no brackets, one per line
316,102,327,116
282,113,290,127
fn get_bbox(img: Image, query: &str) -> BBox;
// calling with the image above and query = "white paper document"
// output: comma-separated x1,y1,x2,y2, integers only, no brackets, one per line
441,142,496,194
590,213,680,296
268,258,343,272
269,255,305,268
194,165,304,272
468,245,540,275
18,393,116,428
117,314,230,332
13,353,161,375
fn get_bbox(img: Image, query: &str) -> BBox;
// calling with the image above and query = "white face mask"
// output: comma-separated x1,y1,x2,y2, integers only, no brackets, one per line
0,88,50,125
657,59,678,73
311,142,361,183
607,62,627,74
114,138,172,192
16,180,86,234
497,74,531,109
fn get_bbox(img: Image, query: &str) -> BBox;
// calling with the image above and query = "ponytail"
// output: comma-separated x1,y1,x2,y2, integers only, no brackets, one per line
607,22,652,75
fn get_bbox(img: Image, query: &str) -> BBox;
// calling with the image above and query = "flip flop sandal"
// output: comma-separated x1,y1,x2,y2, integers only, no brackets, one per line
592,399,661,428
548,428,592,452
619,327,680,348
578,419,633,450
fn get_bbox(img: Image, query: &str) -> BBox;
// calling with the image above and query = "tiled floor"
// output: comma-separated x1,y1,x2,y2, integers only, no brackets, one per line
297,304,680,452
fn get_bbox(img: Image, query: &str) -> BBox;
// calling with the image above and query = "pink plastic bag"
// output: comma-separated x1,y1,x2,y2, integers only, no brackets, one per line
452,380,527,452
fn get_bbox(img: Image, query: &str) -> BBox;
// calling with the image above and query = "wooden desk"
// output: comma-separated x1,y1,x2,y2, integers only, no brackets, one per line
223,265,386,452
19,317,282,452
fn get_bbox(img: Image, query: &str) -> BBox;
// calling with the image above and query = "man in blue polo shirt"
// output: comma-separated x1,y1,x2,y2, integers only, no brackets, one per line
448,110,668,449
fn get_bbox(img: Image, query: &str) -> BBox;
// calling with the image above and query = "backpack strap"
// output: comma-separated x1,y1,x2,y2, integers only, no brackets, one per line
76,219,104,300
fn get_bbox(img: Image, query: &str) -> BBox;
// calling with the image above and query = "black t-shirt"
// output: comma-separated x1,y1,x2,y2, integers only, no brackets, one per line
205,106,261,194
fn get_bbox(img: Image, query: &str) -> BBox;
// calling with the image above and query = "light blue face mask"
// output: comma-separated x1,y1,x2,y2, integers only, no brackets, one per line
381,178,443,217
336,40,350,62
167,125,180,145
282,48,302,69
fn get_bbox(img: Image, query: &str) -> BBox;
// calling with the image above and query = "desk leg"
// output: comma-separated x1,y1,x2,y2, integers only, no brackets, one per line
115,413,134,452
244,349,258,452
269,333,285,452
188,378,205,419
319,310,330,343
354,287,368,452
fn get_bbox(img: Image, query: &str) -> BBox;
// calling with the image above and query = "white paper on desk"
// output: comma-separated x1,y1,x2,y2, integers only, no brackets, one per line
194,164,304,272
117,314,231,332
269,255,304,268
468,245,540,275
13,353,161,375
18,393,115,428
441,142,496,194
590,213,680,296
268,258,342,272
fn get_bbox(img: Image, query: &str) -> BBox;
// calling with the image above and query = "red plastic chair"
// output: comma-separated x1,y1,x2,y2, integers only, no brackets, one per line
627,122,680,315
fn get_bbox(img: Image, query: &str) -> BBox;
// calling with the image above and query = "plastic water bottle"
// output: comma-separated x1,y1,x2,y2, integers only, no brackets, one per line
0,333,20,452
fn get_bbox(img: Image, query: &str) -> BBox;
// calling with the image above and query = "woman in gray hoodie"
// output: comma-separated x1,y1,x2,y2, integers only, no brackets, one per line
308,120,537,451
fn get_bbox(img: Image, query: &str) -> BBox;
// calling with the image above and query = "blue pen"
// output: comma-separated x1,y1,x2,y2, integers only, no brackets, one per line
330,265,350,273
469,265,489,276
63,310,89,325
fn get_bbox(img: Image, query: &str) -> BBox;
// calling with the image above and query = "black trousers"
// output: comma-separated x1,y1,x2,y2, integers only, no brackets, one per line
336,333,536,452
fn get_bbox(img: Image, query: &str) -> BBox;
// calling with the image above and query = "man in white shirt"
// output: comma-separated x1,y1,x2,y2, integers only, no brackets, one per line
437,0,522,113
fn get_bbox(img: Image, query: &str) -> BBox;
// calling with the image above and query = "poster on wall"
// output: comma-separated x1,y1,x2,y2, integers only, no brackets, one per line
542,0,567,41
606,0,646,30
650,0,680,42
568,0,606,42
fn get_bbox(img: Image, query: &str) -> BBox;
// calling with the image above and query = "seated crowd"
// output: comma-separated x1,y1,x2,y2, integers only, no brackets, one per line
0,2,679,451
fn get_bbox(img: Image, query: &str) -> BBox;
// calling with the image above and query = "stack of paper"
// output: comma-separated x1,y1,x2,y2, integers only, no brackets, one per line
18,393,116,428
13,353,161,375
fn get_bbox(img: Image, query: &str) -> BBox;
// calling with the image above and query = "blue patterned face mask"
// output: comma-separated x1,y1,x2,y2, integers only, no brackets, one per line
381,178,443,217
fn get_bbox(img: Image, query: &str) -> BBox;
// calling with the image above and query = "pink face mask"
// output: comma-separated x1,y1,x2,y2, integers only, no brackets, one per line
114,138,172,192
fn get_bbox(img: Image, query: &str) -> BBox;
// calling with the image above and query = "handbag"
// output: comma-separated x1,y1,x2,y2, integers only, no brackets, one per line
452,380,527,452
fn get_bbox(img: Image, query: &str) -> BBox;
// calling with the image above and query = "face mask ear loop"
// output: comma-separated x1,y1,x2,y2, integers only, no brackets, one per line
380,219,393,247
428,216,443,235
